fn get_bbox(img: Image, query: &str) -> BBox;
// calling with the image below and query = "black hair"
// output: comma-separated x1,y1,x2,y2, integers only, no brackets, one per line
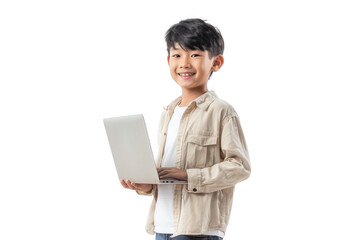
165,18,224,59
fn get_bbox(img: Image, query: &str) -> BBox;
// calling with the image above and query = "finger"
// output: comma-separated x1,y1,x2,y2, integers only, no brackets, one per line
160,172,174,179
159,168,177,175
160,169,183,179
125,180,134,189
158,169,170,177
159,170,175,179
159,167,175,173
120,179,129,188
126,180,137,190
157,167,174,173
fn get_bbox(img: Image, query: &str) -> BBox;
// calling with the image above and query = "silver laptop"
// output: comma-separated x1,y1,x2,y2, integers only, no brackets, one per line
103,114,187,184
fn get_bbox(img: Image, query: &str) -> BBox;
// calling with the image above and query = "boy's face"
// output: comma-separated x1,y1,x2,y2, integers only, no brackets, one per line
167,43,223,92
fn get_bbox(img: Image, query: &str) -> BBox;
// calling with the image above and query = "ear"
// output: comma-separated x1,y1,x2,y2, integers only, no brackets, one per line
167,55,170,65
211,55,224,72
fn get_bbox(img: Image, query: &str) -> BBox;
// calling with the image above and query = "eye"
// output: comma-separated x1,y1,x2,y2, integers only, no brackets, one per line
191,54,200,57
172,54,180,58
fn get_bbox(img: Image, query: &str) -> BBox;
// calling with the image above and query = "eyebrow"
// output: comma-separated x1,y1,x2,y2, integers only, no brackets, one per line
170,47,200,52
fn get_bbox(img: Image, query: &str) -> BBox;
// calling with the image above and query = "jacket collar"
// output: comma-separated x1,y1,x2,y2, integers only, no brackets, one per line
164,90,218,116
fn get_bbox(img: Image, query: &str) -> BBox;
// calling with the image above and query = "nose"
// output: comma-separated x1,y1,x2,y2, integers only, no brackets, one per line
179,56,191,68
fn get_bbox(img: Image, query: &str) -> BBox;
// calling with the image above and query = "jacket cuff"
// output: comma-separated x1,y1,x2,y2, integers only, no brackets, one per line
186,168,205,193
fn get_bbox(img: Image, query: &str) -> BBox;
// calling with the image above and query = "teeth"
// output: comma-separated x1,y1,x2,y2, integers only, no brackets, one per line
179,73,194,76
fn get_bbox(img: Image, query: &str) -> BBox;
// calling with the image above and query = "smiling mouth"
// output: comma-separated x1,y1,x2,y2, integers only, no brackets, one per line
178,73,195,78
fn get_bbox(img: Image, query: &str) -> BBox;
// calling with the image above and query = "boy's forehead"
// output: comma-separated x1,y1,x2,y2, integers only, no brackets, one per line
170,46,185,52
170,43,186,51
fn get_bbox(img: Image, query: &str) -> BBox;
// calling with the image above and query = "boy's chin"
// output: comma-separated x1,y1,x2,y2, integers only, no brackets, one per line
176,82,195,89
174,79,208,91
178,84,208,92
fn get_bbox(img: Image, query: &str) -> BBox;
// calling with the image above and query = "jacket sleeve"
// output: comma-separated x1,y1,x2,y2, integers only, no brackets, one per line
186,113,251,193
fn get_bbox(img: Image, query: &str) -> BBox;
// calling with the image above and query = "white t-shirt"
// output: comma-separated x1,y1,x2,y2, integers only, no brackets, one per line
154,105,187,234
154,105,224,238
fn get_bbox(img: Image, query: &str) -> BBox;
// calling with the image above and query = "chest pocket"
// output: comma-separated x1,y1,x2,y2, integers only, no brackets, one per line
186,135,218,168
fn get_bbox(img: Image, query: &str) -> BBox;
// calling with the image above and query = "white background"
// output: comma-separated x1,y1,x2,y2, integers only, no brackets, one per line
1,0,352,239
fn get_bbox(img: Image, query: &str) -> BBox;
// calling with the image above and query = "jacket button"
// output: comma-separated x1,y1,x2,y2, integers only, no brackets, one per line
193,188,197,192
164,132,167,136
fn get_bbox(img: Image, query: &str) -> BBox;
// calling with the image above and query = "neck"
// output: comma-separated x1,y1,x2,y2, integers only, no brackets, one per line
179,87,208,107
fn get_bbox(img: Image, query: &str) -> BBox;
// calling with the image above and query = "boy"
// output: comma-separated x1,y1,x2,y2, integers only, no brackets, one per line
121,18,251,240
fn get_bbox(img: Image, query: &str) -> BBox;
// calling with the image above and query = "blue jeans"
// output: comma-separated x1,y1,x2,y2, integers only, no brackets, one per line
156,233,223,240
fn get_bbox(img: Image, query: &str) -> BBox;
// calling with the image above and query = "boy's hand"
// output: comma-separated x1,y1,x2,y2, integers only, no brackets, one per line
157,167,188,181
120,179,153,193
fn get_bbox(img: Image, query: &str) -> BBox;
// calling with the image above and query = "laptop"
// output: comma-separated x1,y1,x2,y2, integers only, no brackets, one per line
103,114,187,184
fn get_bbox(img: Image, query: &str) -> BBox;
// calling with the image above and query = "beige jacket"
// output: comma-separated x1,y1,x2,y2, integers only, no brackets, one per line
138,91,251,238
